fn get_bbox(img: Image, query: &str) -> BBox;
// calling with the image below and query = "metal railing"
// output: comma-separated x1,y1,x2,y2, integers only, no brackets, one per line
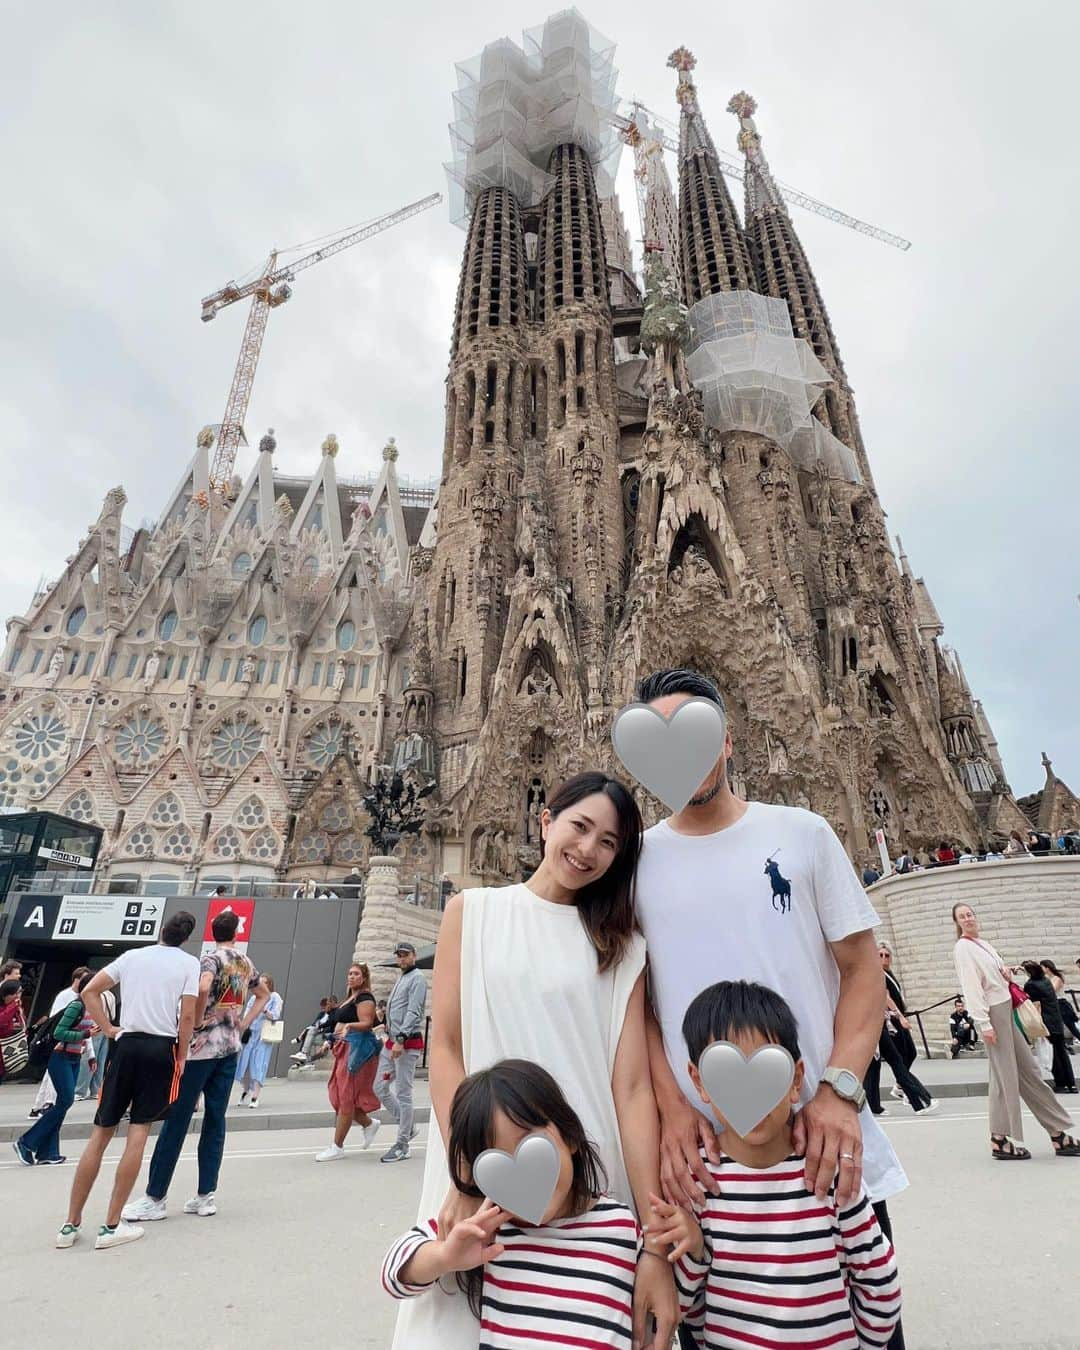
909,988,1080,1059
7,874,364,901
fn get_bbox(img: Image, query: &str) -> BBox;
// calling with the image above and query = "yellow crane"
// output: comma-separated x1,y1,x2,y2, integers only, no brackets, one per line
201,191,442,490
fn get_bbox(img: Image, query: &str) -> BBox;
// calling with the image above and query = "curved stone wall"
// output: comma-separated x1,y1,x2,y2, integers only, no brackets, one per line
868,856,1080,1042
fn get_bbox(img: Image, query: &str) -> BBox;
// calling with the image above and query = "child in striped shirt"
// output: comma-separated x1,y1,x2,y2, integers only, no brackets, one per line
382,1059,641,1348
649,980,901,1350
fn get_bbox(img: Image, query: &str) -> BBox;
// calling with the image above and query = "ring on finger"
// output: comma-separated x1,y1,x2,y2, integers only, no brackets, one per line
839,1152,856,1161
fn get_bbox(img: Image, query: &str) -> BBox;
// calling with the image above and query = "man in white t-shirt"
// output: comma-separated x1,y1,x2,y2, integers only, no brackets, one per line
55,912,200,1252
628,669,908,1350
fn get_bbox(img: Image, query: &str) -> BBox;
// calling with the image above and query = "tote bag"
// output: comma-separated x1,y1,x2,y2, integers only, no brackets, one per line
260,1018,284,1044
0,1025,29,1077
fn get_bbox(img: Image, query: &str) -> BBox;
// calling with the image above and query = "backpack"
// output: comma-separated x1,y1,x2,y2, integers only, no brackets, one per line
896,854,913,874
27,1004,73,1069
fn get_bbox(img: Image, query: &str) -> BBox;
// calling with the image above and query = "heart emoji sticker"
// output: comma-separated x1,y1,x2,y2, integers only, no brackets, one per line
611,697,727,813
471,1132,560,1225
698,1042,796,1138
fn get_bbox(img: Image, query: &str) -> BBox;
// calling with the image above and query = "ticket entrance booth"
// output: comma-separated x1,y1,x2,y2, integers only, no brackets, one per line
0,811,103,904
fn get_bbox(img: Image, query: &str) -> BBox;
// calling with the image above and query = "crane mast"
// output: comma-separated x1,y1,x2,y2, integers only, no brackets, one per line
202,191,441,490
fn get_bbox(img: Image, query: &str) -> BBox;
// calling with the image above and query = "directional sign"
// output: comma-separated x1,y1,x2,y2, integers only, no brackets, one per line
52,895,163,943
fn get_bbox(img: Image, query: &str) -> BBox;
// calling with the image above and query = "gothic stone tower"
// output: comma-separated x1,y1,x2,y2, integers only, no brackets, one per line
417,26,1029,880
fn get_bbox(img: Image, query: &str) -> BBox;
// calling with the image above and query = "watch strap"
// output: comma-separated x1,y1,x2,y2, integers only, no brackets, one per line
823,1065,867,1110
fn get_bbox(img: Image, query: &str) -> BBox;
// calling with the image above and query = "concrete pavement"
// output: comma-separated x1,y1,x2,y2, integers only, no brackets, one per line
6,1093,1080,1349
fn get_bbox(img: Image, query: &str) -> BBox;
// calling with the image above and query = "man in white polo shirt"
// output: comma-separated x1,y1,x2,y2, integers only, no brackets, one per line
629,668,909,1350
55,911,200,1252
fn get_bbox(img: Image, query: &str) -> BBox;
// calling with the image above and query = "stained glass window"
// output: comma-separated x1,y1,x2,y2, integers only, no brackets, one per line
209,715,261,770
114,713,166,765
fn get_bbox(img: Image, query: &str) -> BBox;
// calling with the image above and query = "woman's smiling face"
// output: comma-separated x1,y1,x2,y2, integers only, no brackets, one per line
541,792,621,891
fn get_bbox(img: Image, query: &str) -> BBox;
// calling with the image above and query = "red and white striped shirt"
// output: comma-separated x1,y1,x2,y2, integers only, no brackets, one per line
382,1197,640,1347
673,1153,901,1350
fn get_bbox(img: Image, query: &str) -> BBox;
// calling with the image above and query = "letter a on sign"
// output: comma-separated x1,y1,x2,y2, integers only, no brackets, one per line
25,905,46,929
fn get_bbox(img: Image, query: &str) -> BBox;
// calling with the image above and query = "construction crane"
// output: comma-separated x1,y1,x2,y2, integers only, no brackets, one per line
200,191,442,490
612,102,911,252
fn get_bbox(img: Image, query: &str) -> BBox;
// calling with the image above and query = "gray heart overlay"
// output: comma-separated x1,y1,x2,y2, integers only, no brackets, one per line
472,1132,560,1225
698,1042,795,1137
611,698,727,812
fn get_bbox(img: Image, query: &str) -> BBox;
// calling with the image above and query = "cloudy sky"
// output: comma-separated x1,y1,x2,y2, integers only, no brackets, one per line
2,1,1076,796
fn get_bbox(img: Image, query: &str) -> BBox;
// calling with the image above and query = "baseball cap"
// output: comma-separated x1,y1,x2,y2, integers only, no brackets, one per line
393,942,416,956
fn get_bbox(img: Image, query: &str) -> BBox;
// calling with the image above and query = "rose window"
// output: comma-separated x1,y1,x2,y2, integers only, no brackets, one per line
235,795,268,829
115,714,167,765
209,715,261,770
306,722,344,771
62,790,95,823
296,830,330,862
211,826,241,859
161,827,194,858
334,832,366,864
318,800,350,833
148,793,183,826
125,827,154,857
247,828,280,861
13,712,67,762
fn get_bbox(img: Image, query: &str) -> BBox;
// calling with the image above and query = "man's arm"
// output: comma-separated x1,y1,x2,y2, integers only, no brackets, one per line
239,975,271,1034
193,969,214,1029
794,928,884,1207
176,994,197,1063
81,970,119,1040
402,971,427,1038
645,983,721,1208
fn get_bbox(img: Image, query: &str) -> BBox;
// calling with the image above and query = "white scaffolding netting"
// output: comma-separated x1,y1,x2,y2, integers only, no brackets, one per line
444,8,623,227
684,290,862,483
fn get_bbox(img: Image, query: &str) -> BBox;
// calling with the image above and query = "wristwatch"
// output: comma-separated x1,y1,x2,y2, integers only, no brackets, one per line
822,1066,867,1111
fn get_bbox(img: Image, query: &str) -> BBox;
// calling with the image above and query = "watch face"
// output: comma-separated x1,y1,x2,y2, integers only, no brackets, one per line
835,1070,859,1097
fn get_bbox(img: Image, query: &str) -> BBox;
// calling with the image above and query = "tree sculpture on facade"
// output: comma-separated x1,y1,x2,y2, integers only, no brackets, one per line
361,770,435,855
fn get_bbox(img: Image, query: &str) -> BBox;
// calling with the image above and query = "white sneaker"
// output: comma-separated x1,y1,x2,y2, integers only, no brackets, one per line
289,1052,307,1063
361,1121,380,1149
55,1223,80,1249
121,1195,166,1223
248,1098,259,1109
183,1193,217,1217
95,1221,144,1250
890,1087,904,1101
918,1101,940,1115
315,1143,345,1162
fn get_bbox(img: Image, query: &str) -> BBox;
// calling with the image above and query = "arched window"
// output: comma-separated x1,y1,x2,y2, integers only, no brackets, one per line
301,555,319,576
66,606,87,637
232,552,253,578
337,620,356,651
158,610,178,641
248,615,268,644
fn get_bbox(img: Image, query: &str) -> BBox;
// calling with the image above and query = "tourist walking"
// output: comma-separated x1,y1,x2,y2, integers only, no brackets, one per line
0,978,28,1086
630,668,908,1350
55,912,200,1251
75,987,116,1101
1022,961,1077,1093
952,904,1080,1159
14,971,95,1166
391,769,676,1350
123,908,268,1222
235,975,283,1107
27,966,91,1119
880,943,917,1070
1041,959,1080,1046
314,963,382,1162
373,942,427,1164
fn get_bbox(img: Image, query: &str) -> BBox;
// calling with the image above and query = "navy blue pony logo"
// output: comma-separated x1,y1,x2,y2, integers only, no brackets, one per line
764,852,792,915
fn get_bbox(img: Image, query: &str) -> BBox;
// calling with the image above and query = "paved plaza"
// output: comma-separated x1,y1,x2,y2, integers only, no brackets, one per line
5,1074,1079,1349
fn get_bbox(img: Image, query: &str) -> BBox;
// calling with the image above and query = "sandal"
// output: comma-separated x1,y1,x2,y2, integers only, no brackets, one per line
1050,1132,1080,1157
990,1134,1030,1160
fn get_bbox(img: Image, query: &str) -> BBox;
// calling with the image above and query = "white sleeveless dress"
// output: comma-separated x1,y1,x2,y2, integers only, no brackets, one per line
390,883,646,1349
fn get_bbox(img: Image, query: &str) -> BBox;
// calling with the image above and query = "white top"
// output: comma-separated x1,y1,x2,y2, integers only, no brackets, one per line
635,801,908,1204
103,944,201,1038
48,987,78,1016
391,883,646,1350
953,936,1011,1030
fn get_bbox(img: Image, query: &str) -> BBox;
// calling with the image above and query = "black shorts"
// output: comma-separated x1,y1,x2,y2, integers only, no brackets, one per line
95,1033,181,1128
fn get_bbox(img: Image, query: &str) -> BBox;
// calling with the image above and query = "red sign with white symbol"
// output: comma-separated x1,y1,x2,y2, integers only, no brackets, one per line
202,898,255,951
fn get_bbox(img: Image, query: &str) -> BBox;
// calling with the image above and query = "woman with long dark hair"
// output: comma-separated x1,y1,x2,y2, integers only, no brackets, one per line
1042,959,1080,1047
1021,961,1077,1093
391,770,677,1349
952,904,1080,1159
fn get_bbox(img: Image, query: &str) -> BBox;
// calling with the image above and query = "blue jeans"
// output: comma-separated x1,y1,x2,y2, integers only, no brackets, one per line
146,1053,237,1200
21,1052,80,1161
76,1034,108,1097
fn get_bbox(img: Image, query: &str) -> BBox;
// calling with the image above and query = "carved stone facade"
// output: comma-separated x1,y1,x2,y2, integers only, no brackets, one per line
0,435,441,889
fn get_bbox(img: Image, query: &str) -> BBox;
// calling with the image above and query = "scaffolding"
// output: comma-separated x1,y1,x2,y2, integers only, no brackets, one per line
684,290,861,483
444,8,623,226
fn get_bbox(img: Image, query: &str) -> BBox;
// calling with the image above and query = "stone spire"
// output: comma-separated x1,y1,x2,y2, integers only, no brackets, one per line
728,91,846,380
667,47,753,304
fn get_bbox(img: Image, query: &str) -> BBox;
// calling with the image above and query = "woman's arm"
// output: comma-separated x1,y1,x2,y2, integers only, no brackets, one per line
54,1000,90,1044
429,892,466,1148
612,972,679,1350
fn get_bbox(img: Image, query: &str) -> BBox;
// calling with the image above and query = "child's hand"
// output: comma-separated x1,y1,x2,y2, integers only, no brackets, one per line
645,1191,705,1263
437,1198,508,1274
